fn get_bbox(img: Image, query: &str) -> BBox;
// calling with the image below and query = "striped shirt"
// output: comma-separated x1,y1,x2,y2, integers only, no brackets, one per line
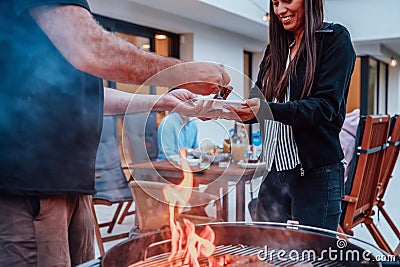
263,44,301,171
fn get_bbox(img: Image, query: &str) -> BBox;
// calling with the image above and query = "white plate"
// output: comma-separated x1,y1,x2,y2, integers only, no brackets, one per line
194,99,246,111
210,99,246,110
204,153,230,163
237,161,267,169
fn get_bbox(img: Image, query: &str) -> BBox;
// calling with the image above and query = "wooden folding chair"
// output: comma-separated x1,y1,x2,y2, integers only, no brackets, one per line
375,115,400,253
91,115,135,256
340,114,392,253
115,112,161,226
129,180,222,233
119,112,160,180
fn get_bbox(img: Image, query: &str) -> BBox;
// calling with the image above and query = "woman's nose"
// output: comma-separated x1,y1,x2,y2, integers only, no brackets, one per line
276,3,287,16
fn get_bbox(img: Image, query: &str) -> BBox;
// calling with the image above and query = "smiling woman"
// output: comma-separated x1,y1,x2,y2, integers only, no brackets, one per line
272,0,305,39
226,0,356,231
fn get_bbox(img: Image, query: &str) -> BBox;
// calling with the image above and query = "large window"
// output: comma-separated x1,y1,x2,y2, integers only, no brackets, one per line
94,14,180,95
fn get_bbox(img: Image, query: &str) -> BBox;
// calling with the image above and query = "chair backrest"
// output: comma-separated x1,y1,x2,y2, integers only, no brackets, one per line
377,114,400,199
94,115,132,202
122,112,158,164
129,180,221,232
341,114,390,229
344,115,366,195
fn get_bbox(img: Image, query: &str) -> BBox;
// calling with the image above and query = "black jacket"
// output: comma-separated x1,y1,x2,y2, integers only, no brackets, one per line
250,22,356,171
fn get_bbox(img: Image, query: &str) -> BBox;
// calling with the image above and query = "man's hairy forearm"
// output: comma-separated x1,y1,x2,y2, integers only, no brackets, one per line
30,5,182,85
104,87,160,115
84,28,182,84
104,87,197,116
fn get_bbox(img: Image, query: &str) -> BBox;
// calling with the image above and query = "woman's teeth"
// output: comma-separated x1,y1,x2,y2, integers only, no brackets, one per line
281,15,294,22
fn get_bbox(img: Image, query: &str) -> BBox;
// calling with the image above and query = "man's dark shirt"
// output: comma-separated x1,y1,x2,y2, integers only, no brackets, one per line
0,0,103,195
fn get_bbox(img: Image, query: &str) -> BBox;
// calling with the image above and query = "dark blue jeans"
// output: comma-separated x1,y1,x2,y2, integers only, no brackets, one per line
255,163,345,231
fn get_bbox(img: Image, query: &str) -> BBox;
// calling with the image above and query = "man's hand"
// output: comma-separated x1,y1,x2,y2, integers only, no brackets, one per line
149,62,231,96
155,89,199,116
29,5,231,91
156,89,224,118
179,62,231,96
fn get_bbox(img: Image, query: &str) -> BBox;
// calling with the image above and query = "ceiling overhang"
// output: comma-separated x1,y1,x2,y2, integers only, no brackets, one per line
127,0,268,41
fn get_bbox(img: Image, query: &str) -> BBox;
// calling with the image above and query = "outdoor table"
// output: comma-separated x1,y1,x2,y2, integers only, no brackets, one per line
129,160,266,221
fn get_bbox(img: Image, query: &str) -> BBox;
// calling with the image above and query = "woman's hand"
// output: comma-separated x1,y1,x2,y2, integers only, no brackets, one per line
156,90,260,122
221,98,260,122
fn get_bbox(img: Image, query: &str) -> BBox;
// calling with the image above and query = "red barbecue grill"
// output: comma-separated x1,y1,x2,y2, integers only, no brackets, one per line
78,222,399,267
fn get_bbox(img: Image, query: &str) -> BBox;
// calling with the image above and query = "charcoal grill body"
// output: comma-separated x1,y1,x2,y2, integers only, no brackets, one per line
100,223,383,267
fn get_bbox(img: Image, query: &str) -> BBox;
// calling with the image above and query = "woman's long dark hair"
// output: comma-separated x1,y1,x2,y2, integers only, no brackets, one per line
262,0,324,102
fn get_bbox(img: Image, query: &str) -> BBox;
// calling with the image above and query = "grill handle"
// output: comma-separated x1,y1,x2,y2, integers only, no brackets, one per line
144,239,171,261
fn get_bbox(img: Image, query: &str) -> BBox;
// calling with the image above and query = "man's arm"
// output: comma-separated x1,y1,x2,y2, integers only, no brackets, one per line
103,87,156,115
29,5,229,94
104,87,223,119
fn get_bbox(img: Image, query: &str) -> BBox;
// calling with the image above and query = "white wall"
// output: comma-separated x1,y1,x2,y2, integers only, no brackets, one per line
324,0,400,42
180,34,194,62
388,66,400,114
198,0,268,25
252,51,264,86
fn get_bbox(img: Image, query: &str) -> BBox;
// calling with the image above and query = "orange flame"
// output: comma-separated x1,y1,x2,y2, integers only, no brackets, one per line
162,150,216,266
